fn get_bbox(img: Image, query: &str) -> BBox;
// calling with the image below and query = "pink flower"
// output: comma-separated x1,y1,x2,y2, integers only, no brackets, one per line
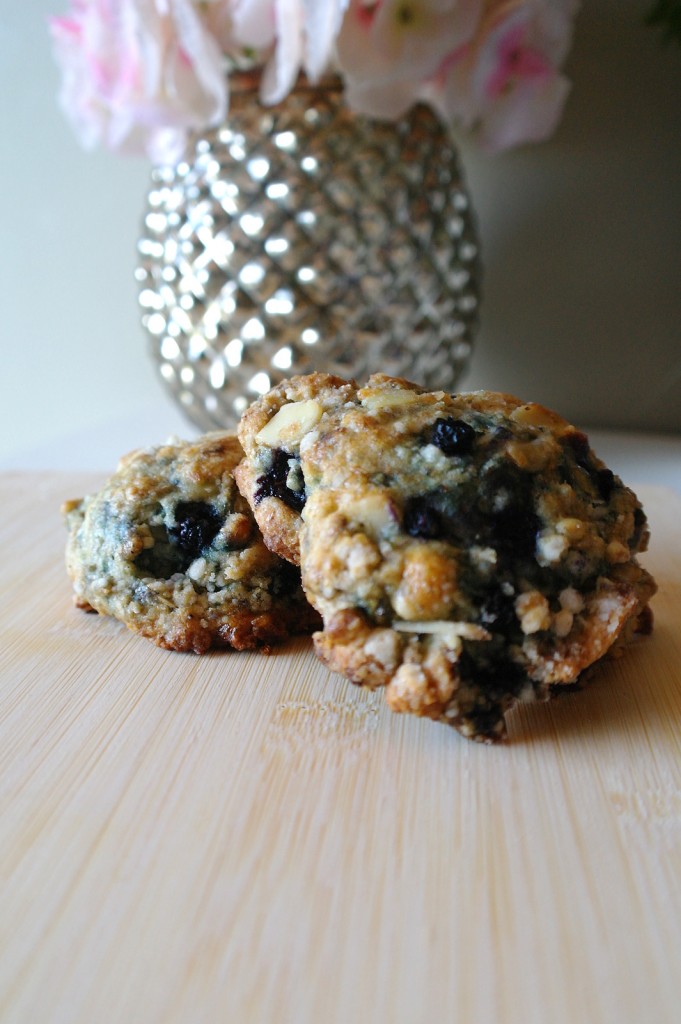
49,0,580,159
50,0,231,163
429,0,579,151
336,0,482,120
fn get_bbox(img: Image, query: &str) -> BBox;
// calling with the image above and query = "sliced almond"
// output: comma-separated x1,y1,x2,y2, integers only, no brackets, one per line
510,402,570,432
255,399,323,447
514,591,551,634
556,517,588,541
392,619,491,646
358,387,421,411
606,540,630,564
341,491,399,535
506,438,552,472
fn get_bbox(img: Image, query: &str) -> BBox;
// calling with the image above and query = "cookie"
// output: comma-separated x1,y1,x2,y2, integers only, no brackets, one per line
234,373,355,563
64,432,320,653
236,373,656,741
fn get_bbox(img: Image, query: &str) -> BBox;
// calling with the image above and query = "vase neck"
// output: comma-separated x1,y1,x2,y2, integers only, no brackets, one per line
228,70,343,100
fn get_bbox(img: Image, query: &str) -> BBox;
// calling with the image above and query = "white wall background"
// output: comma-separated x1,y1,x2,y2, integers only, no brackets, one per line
1,1,680,470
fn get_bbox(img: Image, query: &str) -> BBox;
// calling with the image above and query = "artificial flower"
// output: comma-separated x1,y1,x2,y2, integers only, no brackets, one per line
232,0,348,102
50,0,231,163
336,0,482,120
232,0,305,103
50,0,582,160
429,0,579,151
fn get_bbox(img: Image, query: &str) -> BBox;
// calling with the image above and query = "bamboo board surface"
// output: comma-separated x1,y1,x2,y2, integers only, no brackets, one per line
1,471,680,1024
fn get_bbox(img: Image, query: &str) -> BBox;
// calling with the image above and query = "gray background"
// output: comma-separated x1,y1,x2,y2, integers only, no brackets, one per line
1,0,680,467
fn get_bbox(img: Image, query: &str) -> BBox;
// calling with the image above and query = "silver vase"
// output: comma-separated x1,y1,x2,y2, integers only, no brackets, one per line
137,76,481,431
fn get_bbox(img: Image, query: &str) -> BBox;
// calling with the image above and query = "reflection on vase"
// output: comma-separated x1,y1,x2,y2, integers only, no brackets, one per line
137,77,481,431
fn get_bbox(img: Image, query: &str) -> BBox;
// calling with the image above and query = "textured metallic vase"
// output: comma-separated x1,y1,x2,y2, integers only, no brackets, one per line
137,77,481,431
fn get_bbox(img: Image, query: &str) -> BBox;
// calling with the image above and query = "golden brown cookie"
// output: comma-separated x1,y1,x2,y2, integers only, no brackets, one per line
63,432,319,653
234,373,354,563
236,373,656,741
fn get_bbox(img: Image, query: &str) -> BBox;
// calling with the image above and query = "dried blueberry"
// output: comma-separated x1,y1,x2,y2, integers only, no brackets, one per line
479,588,518,634
458,646,527,702
478,464,525,516
631,506,647,548
269,559,302,597
594,467,615,502
565,430,591,464
576,462,616,503
403,496,443,539
169,501,222,558
498,507,540,559
431,417,476,456
565,433,617,502
548,680,583,697
465,705,506,740
477,464,539,557
254,448,306,513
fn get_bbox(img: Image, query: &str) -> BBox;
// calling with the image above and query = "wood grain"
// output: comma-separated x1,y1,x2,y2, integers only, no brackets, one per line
1,472,680,1024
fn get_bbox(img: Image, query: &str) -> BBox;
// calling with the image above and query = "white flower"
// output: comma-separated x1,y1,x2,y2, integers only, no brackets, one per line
50,0,231,163
233,0,304,103
233,0,347,103
303,0,349,81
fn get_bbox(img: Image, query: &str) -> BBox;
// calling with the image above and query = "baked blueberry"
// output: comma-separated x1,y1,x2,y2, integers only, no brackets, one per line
169,501,222,557
254,448,306,512
430,417,477,455
403,497,443,539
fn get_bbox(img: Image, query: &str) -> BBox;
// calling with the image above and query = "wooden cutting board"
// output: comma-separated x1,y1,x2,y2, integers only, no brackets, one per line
1,471,680,1024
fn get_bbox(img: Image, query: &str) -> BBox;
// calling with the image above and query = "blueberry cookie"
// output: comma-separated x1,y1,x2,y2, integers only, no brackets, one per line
234,373,356,563
63,432,319,653
236,373,656,741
